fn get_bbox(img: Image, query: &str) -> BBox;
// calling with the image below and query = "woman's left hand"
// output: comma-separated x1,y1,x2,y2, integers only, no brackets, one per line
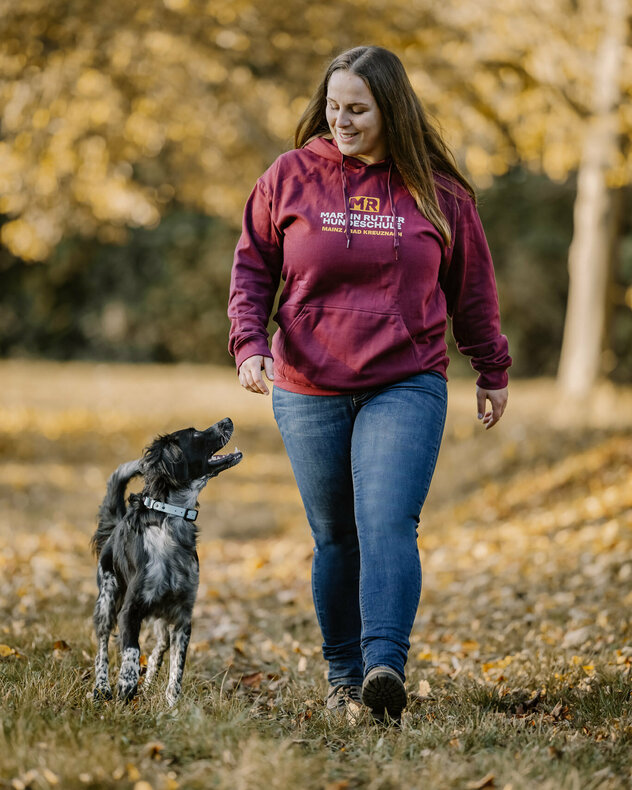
476,386,508,430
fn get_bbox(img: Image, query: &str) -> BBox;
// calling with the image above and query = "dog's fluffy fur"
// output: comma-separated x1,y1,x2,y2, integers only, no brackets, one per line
91,418,242,705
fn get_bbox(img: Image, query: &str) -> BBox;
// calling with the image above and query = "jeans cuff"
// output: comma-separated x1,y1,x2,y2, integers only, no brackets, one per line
328,673,364,687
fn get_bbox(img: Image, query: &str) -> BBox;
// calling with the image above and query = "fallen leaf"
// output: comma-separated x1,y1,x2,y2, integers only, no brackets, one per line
268,676,288,692
562,627,591,648
41,768,59,785
466,773,495,789
418,679,432,697
126,763,141,782
240,672,263,689
549,701,572,721
19,771,39,787
0,644,17,658
189,640,211,654
53,640,71,659
142,741,165,760
133,782,154,790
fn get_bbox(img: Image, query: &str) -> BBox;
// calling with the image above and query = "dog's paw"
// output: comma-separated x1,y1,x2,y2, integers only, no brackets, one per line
117,681,138,703
117,647,140,703
165,686,181,707
93,685,113,701
144,663,160,687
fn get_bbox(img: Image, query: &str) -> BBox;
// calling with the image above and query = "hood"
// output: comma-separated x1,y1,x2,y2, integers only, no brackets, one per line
304,136,391,169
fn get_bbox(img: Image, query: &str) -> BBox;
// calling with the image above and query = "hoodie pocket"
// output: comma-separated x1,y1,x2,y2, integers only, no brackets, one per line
278,303,421,388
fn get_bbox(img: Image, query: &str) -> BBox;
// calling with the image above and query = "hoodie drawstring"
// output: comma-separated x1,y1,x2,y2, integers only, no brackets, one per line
340,159,351,249
340,157,399,260
387,161,399,261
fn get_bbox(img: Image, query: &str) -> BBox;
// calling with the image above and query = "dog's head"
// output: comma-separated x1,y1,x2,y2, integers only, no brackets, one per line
140,418,242,498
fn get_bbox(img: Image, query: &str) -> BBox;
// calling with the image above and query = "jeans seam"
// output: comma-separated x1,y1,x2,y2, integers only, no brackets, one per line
418,392,448,512
354,377,446,676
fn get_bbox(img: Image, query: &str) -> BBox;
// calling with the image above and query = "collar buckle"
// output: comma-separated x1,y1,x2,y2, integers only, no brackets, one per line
143,496,198,522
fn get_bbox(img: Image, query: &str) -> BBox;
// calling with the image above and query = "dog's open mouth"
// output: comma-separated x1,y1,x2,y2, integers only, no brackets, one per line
201,419,243,476
207,428,243,473
208,446,242,468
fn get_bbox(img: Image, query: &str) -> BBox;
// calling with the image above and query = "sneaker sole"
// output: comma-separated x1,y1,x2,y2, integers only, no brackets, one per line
362,667,407,720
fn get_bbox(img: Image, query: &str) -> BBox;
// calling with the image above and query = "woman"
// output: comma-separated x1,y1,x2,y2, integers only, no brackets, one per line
228,46,511,721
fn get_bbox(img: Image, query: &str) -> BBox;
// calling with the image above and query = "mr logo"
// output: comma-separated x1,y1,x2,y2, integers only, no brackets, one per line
348,196,380,213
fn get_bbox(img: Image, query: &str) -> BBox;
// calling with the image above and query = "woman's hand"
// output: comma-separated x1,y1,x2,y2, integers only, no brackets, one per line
476,385,508,430
238,355,275,395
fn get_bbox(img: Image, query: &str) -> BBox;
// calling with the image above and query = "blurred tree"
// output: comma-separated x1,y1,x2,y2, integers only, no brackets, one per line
557,0,629,398
0,0,434,260
404,0,632,396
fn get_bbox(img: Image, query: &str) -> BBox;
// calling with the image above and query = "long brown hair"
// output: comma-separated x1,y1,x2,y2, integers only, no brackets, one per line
295,46,475,246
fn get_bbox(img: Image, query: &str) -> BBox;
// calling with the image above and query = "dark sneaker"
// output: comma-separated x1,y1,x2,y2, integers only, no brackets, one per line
326,684,364,724
361,666,407,721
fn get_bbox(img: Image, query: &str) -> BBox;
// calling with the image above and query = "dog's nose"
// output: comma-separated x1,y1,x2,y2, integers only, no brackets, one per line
215,417,233,442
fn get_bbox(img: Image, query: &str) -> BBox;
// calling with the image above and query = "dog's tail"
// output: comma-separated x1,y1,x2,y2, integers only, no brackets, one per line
91,459,142,558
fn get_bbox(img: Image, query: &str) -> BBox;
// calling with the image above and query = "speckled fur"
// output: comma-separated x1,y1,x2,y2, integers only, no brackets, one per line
91,420,241,706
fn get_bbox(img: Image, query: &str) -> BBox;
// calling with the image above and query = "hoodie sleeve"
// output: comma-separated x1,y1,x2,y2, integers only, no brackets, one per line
439,191,512,390
227,174,283,371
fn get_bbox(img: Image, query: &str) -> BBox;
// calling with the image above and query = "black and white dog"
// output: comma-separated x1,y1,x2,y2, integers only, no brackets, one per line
91,419,242,705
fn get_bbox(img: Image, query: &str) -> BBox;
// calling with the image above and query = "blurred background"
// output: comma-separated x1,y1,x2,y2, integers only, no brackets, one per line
0,0,631,397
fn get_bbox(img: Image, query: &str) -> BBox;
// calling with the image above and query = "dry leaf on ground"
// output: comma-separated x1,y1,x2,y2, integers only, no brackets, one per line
466,773,495,789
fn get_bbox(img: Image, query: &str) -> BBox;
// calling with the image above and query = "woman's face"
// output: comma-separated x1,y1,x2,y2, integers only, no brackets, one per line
325,70,387,164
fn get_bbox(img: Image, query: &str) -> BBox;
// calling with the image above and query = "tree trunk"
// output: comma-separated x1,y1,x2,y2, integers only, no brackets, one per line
557,0,627,399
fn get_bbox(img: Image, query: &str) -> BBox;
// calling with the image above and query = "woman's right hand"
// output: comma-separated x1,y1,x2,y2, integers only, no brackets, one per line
238,355,275,396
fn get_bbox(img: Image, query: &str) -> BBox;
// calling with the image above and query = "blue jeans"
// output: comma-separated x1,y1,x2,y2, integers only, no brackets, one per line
272,371,448,686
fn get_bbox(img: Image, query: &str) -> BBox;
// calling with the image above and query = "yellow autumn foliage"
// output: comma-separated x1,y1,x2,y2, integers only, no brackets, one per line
0,0,630,259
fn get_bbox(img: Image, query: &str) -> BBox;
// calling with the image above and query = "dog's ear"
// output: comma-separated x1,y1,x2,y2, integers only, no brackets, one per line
141,437,189,487
159,442,189,484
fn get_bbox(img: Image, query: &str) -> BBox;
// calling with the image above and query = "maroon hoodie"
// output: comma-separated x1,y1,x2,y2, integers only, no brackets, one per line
228,137,511,394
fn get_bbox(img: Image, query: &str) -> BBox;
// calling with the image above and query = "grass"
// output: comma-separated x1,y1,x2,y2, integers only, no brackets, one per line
0,360,631,789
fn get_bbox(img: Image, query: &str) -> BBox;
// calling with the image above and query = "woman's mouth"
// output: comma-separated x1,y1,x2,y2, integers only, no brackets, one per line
338,131,358,141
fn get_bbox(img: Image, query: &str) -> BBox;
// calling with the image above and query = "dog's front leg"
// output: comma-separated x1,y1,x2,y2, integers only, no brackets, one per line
93,567,118,700
145,619,170,687
165,622,191,706
117,598,144,703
